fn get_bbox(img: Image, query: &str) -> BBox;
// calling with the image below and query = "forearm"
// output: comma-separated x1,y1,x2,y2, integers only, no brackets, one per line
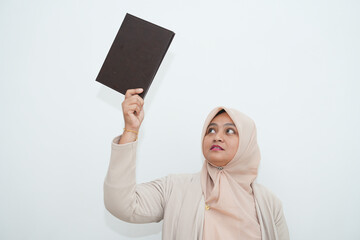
104,137,137,221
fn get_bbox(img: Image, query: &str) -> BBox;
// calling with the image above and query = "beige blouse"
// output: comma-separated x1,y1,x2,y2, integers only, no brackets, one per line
104,136,290,240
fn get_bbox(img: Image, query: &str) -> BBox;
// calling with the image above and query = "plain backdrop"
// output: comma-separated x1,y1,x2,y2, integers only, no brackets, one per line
1,0,359,239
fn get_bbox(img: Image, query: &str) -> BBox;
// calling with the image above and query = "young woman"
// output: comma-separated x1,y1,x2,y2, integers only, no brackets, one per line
104,88,289,240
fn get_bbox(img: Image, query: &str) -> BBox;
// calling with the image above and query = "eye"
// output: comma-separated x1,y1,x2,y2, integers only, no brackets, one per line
207,128,216,134
226,128,236,134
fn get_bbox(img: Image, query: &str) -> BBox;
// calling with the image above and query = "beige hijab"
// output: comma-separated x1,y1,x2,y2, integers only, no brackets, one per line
201,107,261,240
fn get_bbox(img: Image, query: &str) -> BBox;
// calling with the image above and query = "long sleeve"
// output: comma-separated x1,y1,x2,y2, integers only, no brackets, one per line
104,136,167,223
274,203,290,240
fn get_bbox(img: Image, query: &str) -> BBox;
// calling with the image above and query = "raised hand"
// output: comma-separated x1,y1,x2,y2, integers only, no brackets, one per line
119,88,144,144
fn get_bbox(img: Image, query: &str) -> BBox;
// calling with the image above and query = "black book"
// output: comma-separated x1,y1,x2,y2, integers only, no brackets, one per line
96,13,175,99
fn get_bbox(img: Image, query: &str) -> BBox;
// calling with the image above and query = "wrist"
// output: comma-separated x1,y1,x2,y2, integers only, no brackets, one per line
124,124,140,132
123,128,139,135
118,129,138,144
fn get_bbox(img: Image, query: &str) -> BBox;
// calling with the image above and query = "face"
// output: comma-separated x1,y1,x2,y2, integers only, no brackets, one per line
202,112,239,167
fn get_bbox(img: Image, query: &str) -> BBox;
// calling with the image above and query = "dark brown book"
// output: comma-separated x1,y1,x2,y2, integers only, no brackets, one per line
95,13,175,99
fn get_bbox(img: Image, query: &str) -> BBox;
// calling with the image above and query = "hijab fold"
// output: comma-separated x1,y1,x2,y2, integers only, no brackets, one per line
201,107,261,240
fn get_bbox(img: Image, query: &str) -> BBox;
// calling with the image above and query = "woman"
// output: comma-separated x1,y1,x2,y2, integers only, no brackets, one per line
104,88,290,240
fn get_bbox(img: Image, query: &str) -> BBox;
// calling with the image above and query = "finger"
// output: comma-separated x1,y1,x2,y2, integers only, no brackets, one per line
125,88,143,98
135,95,144,106
127,104,142,115
129,94,144,106
135,96,145,107
126,95,143,106
127,107,141,117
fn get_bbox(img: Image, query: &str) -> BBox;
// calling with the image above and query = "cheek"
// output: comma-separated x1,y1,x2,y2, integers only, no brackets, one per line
202,139,206,151
202,137,210,150
228,138,239,154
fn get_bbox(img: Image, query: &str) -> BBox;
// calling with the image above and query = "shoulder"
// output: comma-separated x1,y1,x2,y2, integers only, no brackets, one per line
167,172,201,185
162,172,201,194
252,182,283,210
253,183,290,239
252,182,276,196
161,172,202,201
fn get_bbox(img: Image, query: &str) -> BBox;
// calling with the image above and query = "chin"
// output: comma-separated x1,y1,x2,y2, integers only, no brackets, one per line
208,159,227,167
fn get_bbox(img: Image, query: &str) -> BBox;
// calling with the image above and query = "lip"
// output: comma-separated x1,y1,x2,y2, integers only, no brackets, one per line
210,145,224,151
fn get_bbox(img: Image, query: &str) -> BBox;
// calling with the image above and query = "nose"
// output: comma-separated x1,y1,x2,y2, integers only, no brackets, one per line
214,132,224,142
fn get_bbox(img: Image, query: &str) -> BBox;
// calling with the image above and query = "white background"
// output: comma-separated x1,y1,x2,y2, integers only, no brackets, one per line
1,0,359,239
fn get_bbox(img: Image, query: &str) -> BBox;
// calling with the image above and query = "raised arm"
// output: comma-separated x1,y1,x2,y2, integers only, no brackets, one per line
104,88,167,223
